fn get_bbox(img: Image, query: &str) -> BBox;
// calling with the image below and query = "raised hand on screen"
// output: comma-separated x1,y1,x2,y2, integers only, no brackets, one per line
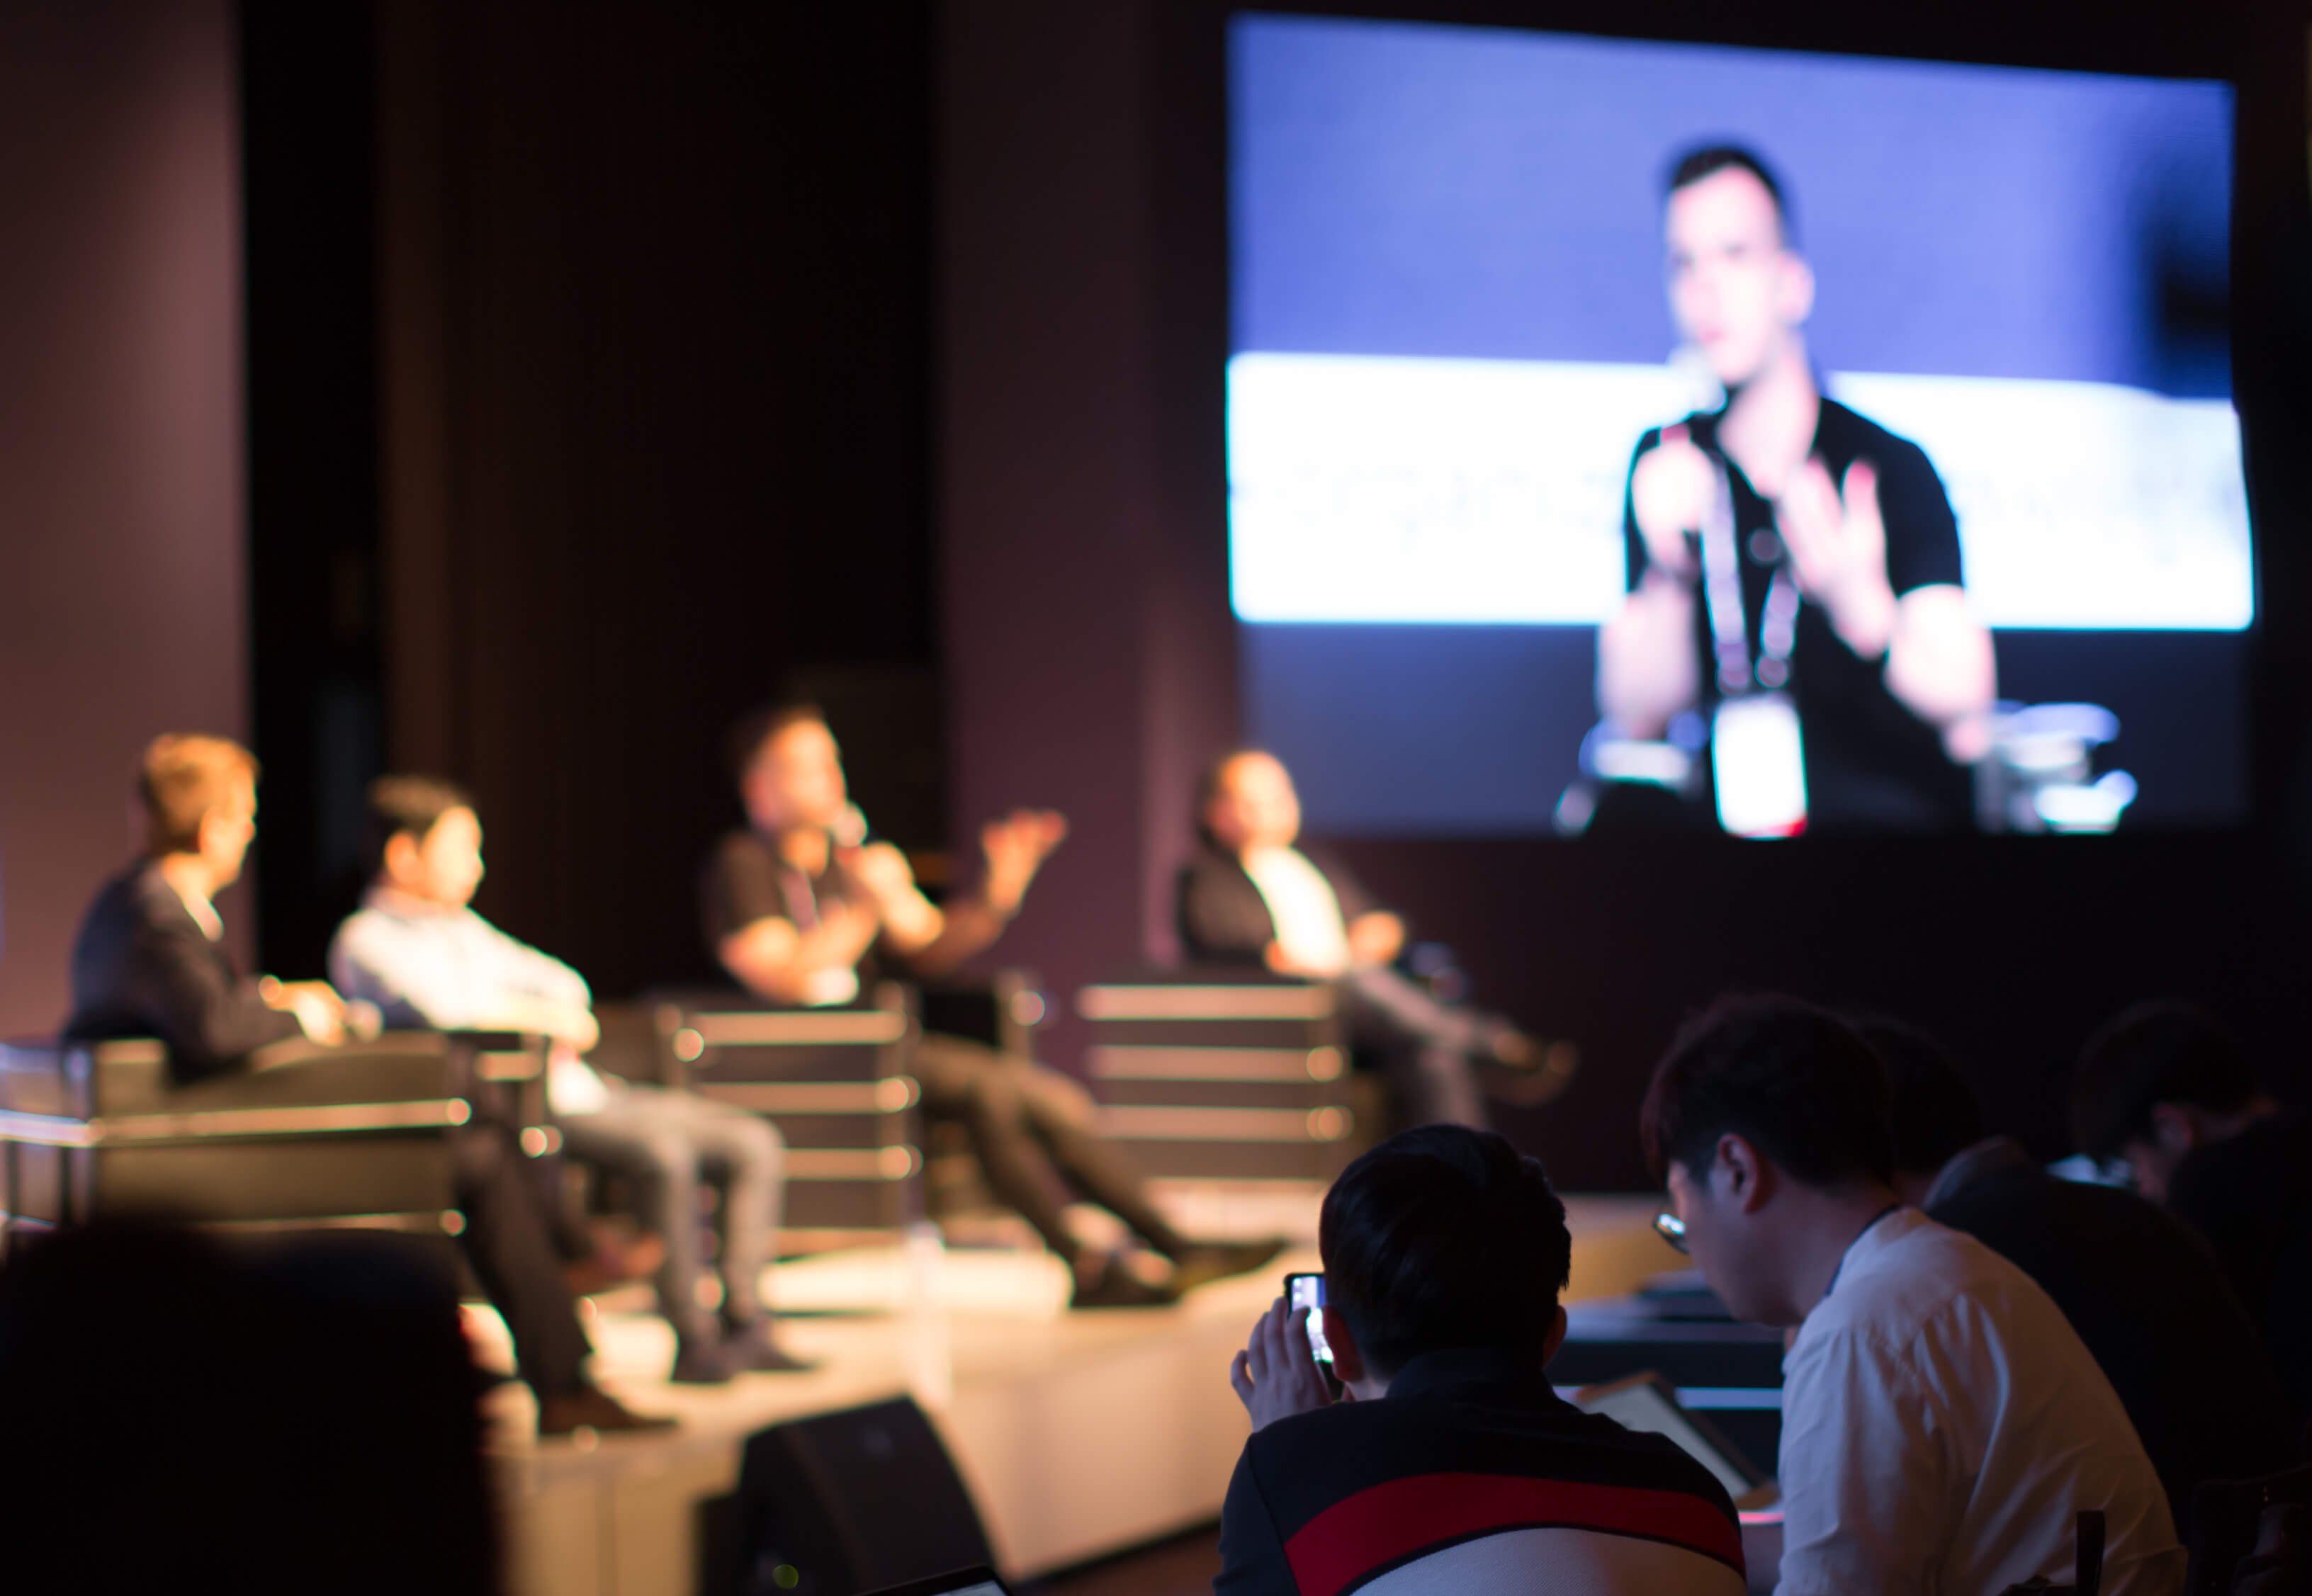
1630,423,1715,579
1775,455,1897,659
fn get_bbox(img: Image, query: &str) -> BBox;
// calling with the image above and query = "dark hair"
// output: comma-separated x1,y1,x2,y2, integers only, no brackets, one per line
1665,143,1795,244
2071,1002,2263,1162
1855,1015,1985,1178
1316,1124,1570,1379
361,774,475,882
1640,993,1894,1187
724,701,828,783
0,1221,498,1595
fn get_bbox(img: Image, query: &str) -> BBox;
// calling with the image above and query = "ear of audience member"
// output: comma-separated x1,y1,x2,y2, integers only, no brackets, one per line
0,1220,500,1596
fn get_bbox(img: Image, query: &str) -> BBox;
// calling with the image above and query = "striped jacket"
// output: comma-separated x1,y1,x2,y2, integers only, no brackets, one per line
1214,1348,1744,1596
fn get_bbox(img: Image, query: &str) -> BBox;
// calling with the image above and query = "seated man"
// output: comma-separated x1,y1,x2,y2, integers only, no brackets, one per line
64,734,667,1437
704,703,1282,1309
1217,1124,1745,1595
1178,748,1538,1129
1645,995,2182,1595
330,775,808,1383
1867,1016,2291,1534
2072,1003,2312,1436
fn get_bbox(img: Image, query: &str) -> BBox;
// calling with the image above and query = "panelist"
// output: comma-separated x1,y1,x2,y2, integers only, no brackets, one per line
702,703,1284,1309
1598,145,1995,830
330,775,809,1383
1178,749,1535,1130
64,735,669,1437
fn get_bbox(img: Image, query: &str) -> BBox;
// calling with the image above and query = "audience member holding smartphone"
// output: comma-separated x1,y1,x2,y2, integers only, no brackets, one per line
1645,996,2181,1595
1218,1124,1746,1595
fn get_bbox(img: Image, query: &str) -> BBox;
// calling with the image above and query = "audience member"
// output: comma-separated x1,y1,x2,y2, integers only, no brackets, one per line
331,775,810,1383
1217,1124,1745,1595
1178,749,1542,1129
1867,1016,2293,1533
0,1221,500,1596
2073,1002,2312,1430
62,735,666,1437
1643,995,2182,1595
704,704,1282,1308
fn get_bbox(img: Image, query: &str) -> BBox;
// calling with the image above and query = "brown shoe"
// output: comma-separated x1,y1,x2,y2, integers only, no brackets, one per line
536,1384,677,1438
1168,1237,1289,1294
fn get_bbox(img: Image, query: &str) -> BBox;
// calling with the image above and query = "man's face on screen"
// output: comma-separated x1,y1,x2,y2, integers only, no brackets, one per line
1664,167,1811,391
1207,752,1302,853
744,720,849,834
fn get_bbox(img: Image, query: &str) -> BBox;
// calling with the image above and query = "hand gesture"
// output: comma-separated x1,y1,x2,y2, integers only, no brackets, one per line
262,978,349,1046
1228,1296,1338,1431
1630,423,1714,579
1775,457,1897,657
981,810,1067,915
845,840,917,907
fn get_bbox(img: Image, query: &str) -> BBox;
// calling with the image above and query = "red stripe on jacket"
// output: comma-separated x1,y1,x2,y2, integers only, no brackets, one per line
1282,1471,1744,1596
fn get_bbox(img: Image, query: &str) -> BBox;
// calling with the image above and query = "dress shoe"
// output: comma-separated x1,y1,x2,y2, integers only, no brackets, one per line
536,1384,677,1437
1069,1253,1179,1310
721,1320,820,1373
1168,1237,1290,1294
669,1335,743,1385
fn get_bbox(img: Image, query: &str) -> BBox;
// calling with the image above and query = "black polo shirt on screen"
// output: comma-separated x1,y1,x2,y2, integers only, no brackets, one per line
1214,1347,1744,1596
1622,397,1973,830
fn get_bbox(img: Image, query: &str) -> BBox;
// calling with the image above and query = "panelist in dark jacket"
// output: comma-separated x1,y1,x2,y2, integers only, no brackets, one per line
1178,749,1540,1128
63,733,669,1439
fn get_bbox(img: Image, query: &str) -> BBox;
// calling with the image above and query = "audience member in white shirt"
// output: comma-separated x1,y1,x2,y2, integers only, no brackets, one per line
1640,995,2185,1596
330,776,810,1385
1178,750,1559,1130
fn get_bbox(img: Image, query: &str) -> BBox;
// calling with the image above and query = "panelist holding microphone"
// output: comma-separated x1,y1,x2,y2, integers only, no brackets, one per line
704,706,1285,1309
1598,145,1995,832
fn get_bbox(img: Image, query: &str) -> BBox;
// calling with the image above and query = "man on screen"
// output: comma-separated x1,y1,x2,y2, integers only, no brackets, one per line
1598,145,1996,830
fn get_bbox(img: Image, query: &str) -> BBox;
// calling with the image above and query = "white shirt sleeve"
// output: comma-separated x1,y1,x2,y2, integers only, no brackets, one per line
474,915,591,1012
329,913,485,1031
1774,1323,1953,1596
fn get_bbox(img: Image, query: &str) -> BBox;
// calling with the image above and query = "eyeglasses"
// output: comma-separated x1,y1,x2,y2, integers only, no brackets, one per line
1653,1211,1689,1255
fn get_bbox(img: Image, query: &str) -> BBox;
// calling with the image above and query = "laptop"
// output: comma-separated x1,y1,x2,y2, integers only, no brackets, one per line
1573,1371,1780,1514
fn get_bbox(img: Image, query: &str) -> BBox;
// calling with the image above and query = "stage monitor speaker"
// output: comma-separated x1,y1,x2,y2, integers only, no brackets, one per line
699,1396,995,1596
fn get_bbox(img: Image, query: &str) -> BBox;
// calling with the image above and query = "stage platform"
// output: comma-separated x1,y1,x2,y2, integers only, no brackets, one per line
469,1189,1681,1596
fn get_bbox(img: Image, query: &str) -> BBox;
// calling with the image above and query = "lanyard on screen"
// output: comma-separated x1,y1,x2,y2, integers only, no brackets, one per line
1698,458,1800,695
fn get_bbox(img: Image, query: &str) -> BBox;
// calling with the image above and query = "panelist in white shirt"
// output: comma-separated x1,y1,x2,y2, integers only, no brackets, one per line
1177,749,1545,1130
330,776,809,1385
1643,995,2184,1596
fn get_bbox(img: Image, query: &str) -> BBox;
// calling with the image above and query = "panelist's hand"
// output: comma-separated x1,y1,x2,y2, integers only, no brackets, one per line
1776,456,1897,659
261,978,349,1046
1630,423,1714,579
981,810,1067,916
1229,1296,1338,1432
845,841,918,909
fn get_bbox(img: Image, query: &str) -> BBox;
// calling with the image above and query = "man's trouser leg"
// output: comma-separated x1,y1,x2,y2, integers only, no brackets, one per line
449,1123,592,1397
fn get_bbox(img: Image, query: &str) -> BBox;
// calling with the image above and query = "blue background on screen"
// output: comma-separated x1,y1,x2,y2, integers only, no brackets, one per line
1228,15,2243,833
1231,13,2233,395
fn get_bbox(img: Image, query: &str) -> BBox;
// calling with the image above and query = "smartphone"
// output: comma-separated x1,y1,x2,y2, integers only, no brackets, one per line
1285,1272,1334,1368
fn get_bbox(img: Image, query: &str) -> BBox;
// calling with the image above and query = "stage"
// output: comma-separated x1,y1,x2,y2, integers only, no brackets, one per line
467,1189,1683,1596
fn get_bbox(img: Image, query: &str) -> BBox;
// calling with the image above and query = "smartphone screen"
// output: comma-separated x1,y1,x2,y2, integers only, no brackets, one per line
1285,1272,1333,1366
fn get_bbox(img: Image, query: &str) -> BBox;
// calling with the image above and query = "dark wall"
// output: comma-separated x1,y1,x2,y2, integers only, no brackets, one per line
938,1,1240,1076
940,0,2312,1187
355,0,935,995
0,0,252,1037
